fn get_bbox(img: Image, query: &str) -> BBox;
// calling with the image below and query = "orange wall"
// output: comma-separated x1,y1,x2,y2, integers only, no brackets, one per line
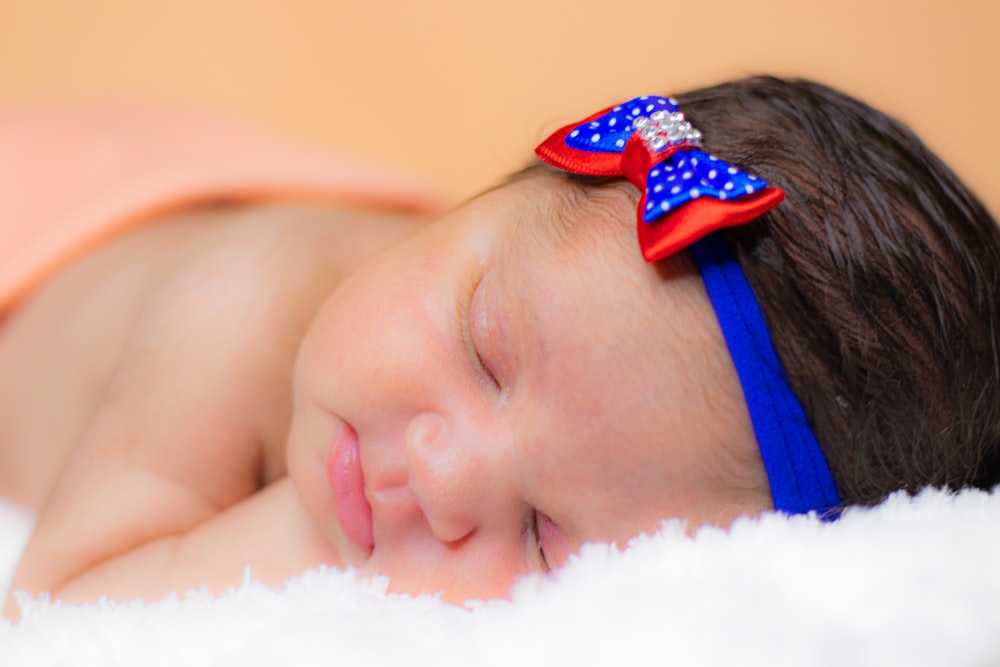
1,0,997,213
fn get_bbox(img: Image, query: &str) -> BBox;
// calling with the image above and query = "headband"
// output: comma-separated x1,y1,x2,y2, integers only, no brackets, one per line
535,96,841,516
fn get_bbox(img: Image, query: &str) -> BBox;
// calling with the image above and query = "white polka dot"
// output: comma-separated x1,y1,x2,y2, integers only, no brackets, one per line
632,109,640,115
708,169,717,179
591,133,600,142
653,184,663,193
613,106,622,111
745,185,754,194
728,166,738,175
682,171,693,180
660,201,671,211
615,139,625,148
640,96,649,100
570,130,579,138
719,191,728,200
671,186,681,194
689,188,700,198
646,104,654,112
589,121,600,128
646,202,653,210
650,168,660,178
724,181,734,191
691,157,699,166
609,118,617,127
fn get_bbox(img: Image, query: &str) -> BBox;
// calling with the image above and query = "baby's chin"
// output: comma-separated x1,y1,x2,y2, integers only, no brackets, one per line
358,558,518,605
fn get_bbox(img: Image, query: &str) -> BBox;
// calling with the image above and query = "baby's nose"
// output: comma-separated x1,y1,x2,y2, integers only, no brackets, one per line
405,413,483,544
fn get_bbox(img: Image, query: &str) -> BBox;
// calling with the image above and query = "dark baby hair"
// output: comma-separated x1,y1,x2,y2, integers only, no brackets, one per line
672,77,1000,506
535,76,1000,506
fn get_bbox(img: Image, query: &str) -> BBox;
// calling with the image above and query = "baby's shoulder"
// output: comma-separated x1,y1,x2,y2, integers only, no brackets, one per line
127,202,420,475
173,202,419,312
0,202,419,506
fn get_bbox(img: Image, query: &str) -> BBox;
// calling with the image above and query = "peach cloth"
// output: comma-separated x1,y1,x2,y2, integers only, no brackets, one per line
0,102,444,318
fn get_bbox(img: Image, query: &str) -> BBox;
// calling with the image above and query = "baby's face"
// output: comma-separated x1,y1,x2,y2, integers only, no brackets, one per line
287,171,770,601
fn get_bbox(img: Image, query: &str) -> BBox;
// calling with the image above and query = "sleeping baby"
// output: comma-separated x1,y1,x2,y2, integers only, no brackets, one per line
3,76,999,620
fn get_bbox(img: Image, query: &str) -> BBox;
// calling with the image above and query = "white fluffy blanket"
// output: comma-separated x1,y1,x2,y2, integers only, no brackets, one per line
2,488,999,666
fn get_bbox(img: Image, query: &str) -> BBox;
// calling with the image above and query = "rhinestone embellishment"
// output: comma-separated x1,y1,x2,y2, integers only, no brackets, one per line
632,110,702,153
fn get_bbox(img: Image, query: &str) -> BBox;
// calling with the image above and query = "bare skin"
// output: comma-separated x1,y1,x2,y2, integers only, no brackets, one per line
0,202,421,617
2,173,770,620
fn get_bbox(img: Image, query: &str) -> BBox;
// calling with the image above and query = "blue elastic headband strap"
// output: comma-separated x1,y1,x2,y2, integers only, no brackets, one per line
690,233,842,516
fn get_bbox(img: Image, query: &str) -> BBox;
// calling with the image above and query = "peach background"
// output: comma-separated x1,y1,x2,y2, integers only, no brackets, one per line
0,0,997,213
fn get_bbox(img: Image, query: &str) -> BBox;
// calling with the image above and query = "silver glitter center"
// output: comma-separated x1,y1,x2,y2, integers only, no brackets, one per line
632,110,702,152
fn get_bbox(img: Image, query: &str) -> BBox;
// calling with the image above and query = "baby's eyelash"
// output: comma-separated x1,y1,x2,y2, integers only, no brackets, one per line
529,509,550,572
458,273,500,390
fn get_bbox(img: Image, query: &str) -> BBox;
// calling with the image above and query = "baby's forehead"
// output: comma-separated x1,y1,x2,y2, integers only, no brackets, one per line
494,165,639,264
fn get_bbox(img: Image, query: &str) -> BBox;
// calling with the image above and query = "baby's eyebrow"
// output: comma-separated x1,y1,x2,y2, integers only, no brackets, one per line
501,174,586,254
500,173,636,266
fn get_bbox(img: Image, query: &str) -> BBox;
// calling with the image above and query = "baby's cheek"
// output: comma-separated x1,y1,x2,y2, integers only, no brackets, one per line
285,406,335,530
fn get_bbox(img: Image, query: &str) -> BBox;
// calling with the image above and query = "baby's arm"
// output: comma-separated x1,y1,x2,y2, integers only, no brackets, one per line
48,477,338,606
4,223,321,619
6,310,263,617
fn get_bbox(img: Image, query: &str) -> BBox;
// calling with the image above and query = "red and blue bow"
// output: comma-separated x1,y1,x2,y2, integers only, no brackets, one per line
535,96,784,262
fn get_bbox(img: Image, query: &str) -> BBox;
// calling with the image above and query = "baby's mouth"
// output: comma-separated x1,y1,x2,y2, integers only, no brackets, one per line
326,422,375,552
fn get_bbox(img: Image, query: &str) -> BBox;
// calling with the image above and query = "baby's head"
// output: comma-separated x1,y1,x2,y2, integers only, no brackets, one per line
670,77,1000,505
287,77,1000,601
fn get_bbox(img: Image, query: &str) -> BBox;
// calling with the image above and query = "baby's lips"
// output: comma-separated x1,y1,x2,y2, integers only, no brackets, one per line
326,423,375,551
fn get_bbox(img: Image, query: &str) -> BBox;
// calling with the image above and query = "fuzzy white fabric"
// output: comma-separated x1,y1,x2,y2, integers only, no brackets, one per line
1,488,999,666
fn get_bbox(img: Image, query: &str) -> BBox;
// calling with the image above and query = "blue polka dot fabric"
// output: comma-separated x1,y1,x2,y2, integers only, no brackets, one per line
561,95,769,226
641,149,767,224
565,96,678,154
